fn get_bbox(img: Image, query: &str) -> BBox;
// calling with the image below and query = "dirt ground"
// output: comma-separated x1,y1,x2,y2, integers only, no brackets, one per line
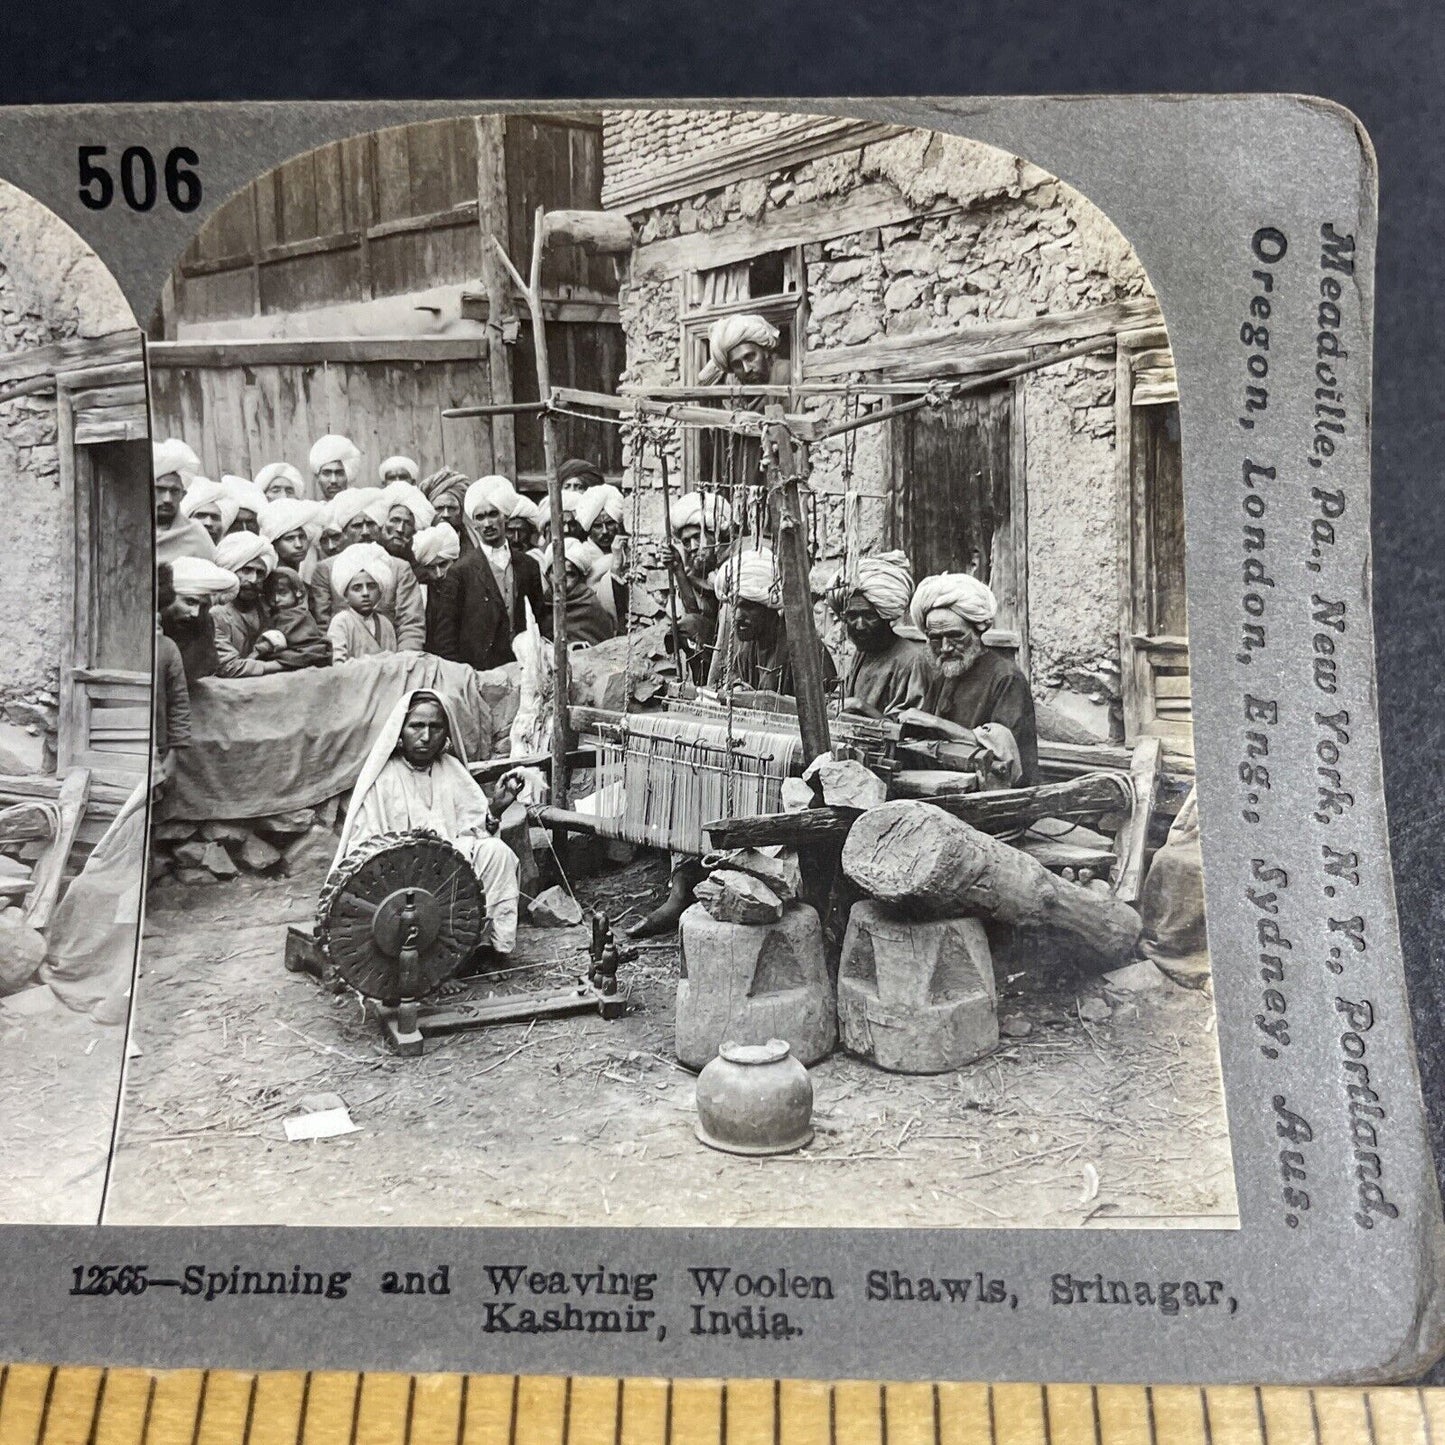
0,993,125,1224
105,844,1238,1230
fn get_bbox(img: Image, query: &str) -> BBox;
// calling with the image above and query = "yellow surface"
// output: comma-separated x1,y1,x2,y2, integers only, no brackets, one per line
0,1368,1440,1445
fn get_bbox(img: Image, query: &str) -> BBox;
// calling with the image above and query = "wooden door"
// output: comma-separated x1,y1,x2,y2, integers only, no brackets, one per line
56,343,153,794
1123,398,1191,745
888,381,1027,665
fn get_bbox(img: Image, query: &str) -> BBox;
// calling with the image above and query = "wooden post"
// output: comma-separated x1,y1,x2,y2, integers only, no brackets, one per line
491,207,572,810
474,116,517,479
762,405,830,766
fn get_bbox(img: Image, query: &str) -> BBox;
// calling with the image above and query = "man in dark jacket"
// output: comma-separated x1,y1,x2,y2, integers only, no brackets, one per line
432,476,550,669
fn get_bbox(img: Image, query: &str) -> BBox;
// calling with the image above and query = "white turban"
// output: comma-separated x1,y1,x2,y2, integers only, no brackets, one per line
309,434,361,482
559,486,582,517
563,538,604,575
574,483,624,532
669,491,733,535
180,478,240,533
331,542,395,603
331,487,383,532
256,462,305,500
509,496,542,529
153,438,200,483
412,524,461,567
380,479,436,530
259,498,325,544
221,474,267,518
465,475,519,519
378,455,419,483
170,556,238,602
713,547,779,608
839,550,915,623
213,532,278,577
910,572,998,631
699,313,780,384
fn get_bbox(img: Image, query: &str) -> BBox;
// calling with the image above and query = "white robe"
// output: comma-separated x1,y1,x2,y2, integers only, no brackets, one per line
337,692,520,954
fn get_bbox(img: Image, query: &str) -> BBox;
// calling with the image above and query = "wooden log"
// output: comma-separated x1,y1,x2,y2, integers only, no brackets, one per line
706,771,1130,849
842,802,1142,964
544,208,634,255
23,768,89,931
474,115,517,479
889,769,979,799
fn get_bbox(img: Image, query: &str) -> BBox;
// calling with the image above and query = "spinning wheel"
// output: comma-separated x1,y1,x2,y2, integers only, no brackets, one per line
317,830,485,1005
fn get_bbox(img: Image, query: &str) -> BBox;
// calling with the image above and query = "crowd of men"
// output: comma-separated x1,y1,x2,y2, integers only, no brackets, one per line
150,312,1041,942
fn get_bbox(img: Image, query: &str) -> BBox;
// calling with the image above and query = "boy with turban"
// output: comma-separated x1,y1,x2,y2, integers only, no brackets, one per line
309,434,362,500
711,547,836,698
259,497,325,573
560,538,615,645
828,551,932,720
211,533,281,677
411,523,462,656
327,543,398,663
908,572,1039,786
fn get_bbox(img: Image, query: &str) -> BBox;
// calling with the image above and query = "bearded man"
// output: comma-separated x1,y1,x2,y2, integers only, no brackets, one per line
908,573,1039,787
212,533,284,677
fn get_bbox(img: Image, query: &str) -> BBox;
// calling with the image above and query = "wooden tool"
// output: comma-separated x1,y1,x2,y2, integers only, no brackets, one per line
0,1366,1436,1445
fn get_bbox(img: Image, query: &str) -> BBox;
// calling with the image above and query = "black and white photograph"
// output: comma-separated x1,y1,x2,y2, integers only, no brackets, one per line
106,107,1233,1231
0,182,152,1224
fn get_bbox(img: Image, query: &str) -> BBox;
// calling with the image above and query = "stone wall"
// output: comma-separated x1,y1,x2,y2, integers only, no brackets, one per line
607,115,1161,743
0,182,134,769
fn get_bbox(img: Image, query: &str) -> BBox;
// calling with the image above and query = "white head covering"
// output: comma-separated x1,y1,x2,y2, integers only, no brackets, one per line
563,538,604,576
508,495,543,530
835,550,915,623
378,455,419,483
910,572,999,631
256,462,305,500
213,533,278,578
333,688,474,868
669,491,733,534
412,524,461,567
331,542,395,604
220,474,267,519
331,487,383,533
465,474,520,520
380,479,436,530
699,313,780,384
259,498,325,544
712,547,780,608
180,478,240,533
574,483,625,533
558,486,582,518
309,434,362,483
153,438,200,483
170,556,238,602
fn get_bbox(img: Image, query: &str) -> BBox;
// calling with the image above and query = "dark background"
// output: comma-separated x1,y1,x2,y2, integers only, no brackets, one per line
4,0,1443,1375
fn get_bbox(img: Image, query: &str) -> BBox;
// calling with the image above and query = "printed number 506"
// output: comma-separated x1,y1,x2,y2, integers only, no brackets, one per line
78,146,201,213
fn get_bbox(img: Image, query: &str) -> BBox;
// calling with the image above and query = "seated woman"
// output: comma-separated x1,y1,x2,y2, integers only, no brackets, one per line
334,691,523,958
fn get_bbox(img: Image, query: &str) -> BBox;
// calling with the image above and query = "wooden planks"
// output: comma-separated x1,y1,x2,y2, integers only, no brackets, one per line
1111,736,1163,907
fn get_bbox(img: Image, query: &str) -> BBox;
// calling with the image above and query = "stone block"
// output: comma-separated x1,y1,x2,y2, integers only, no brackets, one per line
703,848,801,904
172,840,210,869
254,808,319,837
199,842,239,879
200,821,251,843
152,819,198,843
838,902,997,1073
803,755,887,810
695,869,783,925
0,721,44,775
238,834,283,873
529,885,582,928
676,902,835,1070
780,777,816,813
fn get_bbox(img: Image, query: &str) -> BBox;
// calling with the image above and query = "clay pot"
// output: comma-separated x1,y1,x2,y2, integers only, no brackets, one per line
694,1038,814,1156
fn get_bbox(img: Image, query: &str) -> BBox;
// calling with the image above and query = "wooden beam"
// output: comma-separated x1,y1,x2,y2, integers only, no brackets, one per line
475,114,517,479
551,385,818,440
147,336,488,368
603,116,900,213
802,297,1163,382
544,209,633,255
632,179,949,282
0,329,142,389
23,767,89,931
705,771,1133,850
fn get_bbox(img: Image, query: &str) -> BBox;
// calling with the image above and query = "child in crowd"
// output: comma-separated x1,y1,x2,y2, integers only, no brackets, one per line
326,543,397,663
255,567,333,670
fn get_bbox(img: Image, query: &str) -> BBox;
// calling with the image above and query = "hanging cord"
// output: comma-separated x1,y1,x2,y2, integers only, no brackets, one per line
654,416,689,689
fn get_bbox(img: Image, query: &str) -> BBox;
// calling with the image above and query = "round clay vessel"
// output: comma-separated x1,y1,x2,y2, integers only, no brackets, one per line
694,1038,814,1156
